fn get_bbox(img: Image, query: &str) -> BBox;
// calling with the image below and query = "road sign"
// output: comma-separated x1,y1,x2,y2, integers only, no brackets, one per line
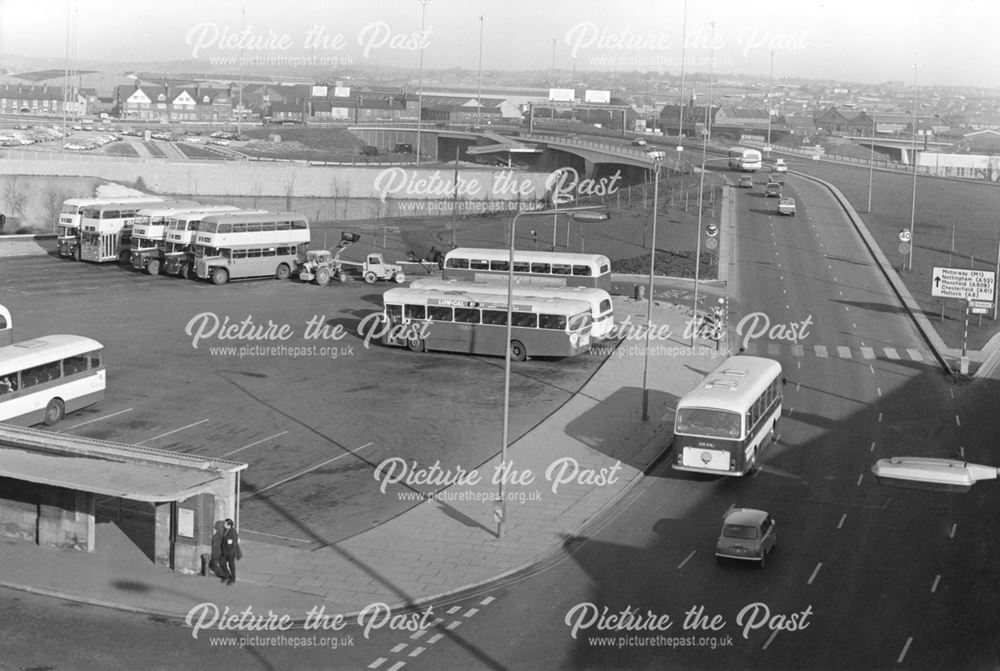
705,237,718,250
972,307,989,315
898,229,911,242
898,242,911,255
931,267,996,301
969,300,993,309
706,224,719,237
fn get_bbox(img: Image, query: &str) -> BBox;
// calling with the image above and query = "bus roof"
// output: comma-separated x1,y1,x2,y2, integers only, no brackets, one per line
135,202,204,217
0,335,103,377
165,206,243,220
384,287,592,316
676,355,782,412
63,196,164,207
199,211,309,225
409,279,611,303
444,247,610,265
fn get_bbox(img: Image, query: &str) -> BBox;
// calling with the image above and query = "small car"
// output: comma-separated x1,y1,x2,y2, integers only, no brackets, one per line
778,197,796,216
763,182,782,198
631,137,648,147
769,171,786,184
738,175,754,188
716,507,776,567
773,159,788,173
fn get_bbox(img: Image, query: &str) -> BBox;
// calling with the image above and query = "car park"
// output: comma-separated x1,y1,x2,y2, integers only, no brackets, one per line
763,182,782,198
716,507,776,567
738,175,754,188
778,197,797,216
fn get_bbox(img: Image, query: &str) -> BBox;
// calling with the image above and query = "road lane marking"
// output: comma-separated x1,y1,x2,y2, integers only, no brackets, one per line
814,345,828,358
791,345,804,357
837,346,852,358
410,629,428,639
64,407,133,430
876,387,882,398
480,596,495,605
464,608,479,618
135,418,210,445
870,441,876,452
447,606,461,614
247,442,374,497
446,621,461,630
860,347,875,359
856,474,864,486
678,551,696,569
768,343,781,356
426,633,443,644
223,430,289,457
878,412,883,422
837,514,847,529
387,662,406,671
931,575,941,593
807,562,823,585
955,415,961,426
950,524,957,539
390,643,407,653
762,628,780,650
897,637,913,663
884,347,899,360
907,348,923,361
408,646,426,657
368,658,387,669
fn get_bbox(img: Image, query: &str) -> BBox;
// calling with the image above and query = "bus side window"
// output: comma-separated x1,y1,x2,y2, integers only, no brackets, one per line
513,262,530,273
427,306,452,321
446,257,468,269
386,305,403,323
572,265,592,276
87,350,102,369
470,259,489,270
405,305,427,320
531,263,551,274
511,312,537,328
539,314,566,330
454,308,479,323
481,310,507,326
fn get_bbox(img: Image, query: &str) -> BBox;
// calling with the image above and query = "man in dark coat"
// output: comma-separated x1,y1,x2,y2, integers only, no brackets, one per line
219,518,242,585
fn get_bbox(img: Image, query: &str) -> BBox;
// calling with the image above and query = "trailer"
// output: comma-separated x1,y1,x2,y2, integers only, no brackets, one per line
298,232,407,285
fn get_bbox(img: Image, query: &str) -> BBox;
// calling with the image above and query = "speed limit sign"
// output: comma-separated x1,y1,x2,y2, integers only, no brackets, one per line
898,229,912,243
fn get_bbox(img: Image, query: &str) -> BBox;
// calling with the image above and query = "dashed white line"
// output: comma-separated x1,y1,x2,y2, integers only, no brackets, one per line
410,629,428,640
678,551,696,569
876,387,882,398
446,606,462,615
446,621,462,630
426,633,443,644
955,415,961,427
884,347,899,360
878,412,883,422
856,474,864,486
408,646,426,658
390,643,407,653
762,628,780,650
480,596,495,606
223,430,289,457
135,418,210,445
950,523,957,539
931,575,941,593
814,345,828,358
63,407,133,430
861,347,876,360
807,562,823,585
870,441,876,452
464,608,480,618
837,346,851,358
837,514,847,529
368,658,387,669
897,637,914,663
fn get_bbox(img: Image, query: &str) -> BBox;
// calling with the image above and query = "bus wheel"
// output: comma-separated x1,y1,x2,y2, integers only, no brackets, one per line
510,340,527,362
363,271,377,284
315,267,331,286
146,259,161,276
211,268,229,285
407,336,424,352
43,398,65,426
275,264,291,280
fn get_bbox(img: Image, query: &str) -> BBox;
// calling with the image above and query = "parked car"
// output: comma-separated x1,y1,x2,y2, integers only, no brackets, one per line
738,175,754,188
763,182,782,198
716,507,776,567
778,197,797,216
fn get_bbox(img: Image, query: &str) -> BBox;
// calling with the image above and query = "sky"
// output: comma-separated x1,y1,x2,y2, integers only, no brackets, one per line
0,0,998,88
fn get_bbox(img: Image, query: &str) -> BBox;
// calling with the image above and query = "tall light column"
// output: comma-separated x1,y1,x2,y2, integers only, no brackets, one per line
867,113,876,212
476,15,485,126
907,65,918,271
765,50,774,157
641,156,662,421
415,0,430,165
677,0,687,151
692,23,715,344
237,8,245,137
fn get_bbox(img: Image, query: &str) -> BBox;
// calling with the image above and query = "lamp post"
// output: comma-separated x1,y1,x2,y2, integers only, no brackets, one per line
641,155,662,421
867,113,876,212
237,8,245,138
415,0,430,165
906,64,918,271
677,0,687,153
498,206,608,538
692,24,715,345
476,15,485,127
765,50,774,158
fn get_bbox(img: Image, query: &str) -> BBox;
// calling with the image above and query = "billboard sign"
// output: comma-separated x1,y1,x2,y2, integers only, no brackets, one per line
584,90,611,104
549,88,576,103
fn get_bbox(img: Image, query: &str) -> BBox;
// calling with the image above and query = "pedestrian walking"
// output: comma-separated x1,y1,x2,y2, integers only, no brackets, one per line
218,518,242,586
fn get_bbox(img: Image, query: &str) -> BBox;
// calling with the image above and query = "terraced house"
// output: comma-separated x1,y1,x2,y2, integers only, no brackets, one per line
113,82,235,122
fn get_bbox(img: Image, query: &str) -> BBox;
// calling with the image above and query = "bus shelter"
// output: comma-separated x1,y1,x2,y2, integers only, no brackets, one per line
0,423,247,574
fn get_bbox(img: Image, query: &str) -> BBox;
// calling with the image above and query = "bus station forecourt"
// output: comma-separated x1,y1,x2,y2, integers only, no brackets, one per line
0,150,990,624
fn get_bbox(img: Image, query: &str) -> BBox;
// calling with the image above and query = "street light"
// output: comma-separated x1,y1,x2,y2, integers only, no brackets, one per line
765,50,773,159
692,24,715,346
476,15,485,127
906,64,918,271
415,0,430,166
872,456,998,493
642,155,663,421
498,205,609,538
867,113,876,213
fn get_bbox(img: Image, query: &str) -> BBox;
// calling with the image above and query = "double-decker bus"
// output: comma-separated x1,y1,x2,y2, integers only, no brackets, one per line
162,207,246,278
79,200,194,264
672,355,783,476
193,212,311,285
442,248,612,290
0,334,105,426
57,196,164,260
129,204,235,276
409,278,616,340
727,147,763,172
378,287,593,361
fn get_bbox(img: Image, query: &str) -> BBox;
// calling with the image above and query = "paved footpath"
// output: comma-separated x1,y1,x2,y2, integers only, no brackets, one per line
0,288,725,623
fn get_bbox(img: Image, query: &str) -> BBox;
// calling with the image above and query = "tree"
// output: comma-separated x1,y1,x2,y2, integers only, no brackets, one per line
42,181,70,233
2,176,27,231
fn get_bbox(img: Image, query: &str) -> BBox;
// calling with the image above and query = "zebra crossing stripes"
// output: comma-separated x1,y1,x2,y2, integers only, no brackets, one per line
742,342,927,362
